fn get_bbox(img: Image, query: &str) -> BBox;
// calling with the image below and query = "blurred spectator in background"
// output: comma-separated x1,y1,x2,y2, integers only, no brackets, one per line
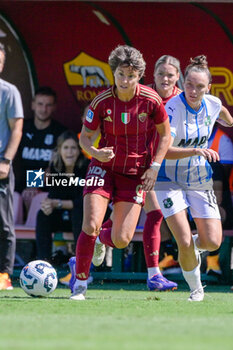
205,123,233,276
0,42,24,290
14,86,65,214
209,124,233,170
209,123,233,199
36,130,89,263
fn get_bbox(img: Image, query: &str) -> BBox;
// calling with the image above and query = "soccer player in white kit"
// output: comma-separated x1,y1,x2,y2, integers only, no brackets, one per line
155,55,233,301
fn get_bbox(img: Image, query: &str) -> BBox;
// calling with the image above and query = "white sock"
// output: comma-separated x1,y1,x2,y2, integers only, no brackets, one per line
74,279,87,289
148,267,160,279
182,265,202,292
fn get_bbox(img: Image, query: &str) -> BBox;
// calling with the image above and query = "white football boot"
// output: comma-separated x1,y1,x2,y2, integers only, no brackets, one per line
188,286,205,302
70,280,87,301
92,241,106,266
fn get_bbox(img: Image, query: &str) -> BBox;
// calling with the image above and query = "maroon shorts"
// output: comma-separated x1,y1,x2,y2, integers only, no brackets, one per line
83,164,146,205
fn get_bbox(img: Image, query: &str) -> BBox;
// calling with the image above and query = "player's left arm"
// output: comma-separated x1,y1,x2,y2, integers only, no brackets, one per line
0,118,23,179
217,105,233,127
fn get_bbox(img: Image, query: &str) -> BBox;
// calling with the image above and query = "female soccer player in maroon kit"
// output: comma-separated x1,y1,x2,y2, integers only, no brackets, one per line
144,55,182,291
94,55,181,291
69,45,171,300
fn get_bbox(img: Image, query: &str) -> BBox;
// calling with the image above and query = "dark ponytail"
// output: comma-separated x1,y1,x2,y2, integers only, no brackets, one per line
184,55,211,83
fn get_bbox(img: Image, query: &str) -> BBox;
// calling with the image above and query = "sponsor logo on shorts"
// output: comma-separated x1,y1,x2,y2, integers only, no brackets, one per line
163,198,173,209
133,184,144,204
87,166,106,178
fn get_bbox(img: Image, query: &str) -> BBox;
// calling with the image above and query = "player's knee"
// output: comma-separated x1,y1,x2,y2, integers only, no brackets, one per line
205,237,221,252
82,221,100,236
113,236,130,249
178,237,192,251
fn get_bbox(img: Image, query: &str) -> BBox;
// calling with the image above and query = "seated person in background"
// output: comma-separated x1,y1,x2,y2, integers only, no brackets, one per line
35,130,89,263
206,121,233,275
14,86,65,213
229,169,233,202
208,122,233,171
205,161,233,276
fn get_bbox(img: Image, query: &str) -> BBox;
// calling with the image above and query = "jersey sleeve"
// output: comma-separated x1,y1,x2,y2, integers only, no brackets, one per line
212,96,222,122
6,85,24,120
154,101,168,124
165,98,179,138
83,98,102,131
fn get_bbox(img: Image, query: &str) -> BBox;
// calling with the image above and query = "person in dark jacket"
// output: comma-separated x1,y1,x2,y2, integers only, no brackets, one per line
36,130,89,261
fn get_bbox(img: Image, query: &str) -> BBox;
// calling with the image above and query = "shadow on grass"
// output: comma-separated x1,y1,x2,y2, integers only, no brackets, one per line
0,295,69,300
85,280,233,293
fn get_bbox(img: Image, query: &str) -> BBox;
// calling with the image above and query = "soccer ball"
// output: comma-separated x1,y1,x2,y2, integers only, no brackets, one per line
20,260,58,297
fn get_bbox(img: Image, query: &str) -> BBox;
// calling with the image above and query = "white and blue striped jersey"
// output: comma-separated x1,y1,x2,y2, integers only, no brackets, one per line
157,92,222,190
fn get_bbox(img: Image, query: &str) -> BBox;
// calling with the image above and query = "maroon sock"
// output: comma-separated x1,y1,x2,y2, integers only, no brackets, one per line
75,231,97,280
101,218,112,229
143,209,163,268
99,227,116,248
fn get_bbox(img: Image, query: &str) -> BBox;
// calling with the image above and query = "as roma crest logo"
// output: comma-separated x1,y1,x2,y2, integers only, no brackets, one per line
138,113,147,122
63,52,114,107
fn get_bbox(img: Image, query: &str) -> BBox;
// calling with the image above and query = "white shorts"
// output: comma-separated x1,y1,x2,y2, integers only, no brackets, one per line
156,182,221,219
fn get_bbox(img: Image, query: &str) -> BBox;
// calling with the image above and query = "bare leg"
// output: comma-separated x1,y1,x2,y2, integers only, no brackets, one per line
193,218,222,252
165,211,205,299
82,193,109,236
111,201,142,248
166,210,197,271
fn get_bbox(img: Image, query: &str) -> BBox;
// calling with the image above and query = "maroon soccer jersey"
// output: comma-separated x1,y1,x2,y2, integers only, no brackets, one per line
150,84,182,105
84,84,168,175
150,83,182,106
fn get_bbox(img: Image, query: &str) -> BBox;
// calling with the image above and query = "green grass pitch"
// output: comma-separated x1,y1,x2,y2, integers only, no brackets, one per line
1,281,233,350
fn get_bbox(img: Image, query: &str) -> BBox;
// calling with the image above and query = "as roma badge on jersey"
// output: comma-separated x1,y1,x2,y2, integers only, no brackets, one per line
138,113,147,122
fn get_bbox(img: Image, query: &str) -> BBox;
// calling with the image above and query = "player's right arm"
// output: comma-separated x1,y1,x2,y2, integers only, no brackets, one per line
165,137,219,162
79,125,114,163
